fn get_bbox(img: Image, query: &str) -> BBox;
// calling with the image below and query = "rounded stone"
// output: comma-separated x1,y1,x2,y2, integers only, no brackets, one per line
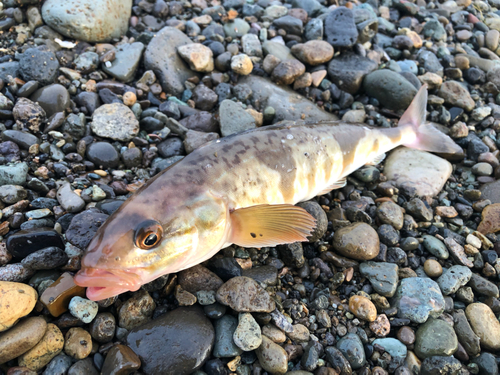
216,276,275,313
68,296,98,324
422,235,449,259
64,327,92,360
423,259,442,278
86,142,120,169
41,0,132,43
231,54,253,75
376,201,404,230
466,303,500,351
414,318,458,359
233,312,262,351
18,323,64,371
291,40,334,66
296,201,328,242
333,222,380,260
271,60,306,85
0,281,38,332
255,335,288,374
0,317,47,364
89,312,116,343
91,103,140,142
336,333,366,370
349,295,377,322
118,290,156,331
30,84,71,117
126,307,214,375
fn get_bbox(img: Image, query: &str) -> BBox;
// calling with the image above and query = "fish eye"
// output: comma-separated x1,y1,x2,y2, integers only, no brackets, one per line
135,220,163,250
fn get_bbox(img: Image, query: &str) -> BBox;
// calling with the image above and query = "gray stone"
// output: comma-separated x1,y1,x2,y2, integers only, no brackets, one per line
213,315,243,357
91,103,139,142
233,312,262,351
328,52,377,94
336,333,366,370
363,69,418,110
414,319,458,359
421,356,461,375
392,277,445,323
238,75,338,123
144,27,199,97
262,41,296,61
19,48,59,86
325,7,358,47
102,42,145,82
423,235,449,259
219,100,256,137
57,182,85,213
0,162,28,186
223,19,250,38
41,0,132,42
372,338,407,368
437,265,472,295
0,61,19,81
359,262,398,297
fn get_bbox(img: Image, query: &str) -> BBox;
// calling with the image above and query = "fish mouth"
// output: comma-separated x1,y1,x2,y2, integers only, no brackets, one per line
74,267,144,301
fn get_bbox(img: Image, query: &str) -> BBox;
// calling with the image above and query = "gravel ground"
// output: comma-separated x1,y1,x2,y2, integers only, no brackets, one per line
1,0,500,374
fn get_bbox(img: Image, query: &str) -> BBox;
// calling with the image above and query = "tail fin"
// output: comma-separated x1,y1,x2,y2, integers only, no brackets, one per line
400,84,463,154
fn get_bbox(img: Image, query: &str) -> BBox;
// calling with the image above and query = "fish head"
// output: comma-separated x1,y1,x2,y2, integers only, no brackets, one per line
74,190,230,301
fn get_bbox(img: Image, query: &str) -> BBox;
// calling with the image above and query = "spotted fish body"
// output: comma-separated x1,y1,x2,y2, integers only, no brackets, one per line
74,85,462,301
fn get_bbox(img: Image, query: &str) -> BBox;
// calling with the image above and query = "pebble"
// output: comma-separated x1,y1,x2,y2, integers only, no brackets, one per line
369,314,391,337
359,261,398,297
332,222,380,260
392,277,445,323
118,290,156,330
68,297,98,324
91,103,139,142
436,265,472,295
349,295,377,322
41,0,131,42
231,54,253,75
376,201,404,230
44,354,73,375
291,40,333,66
296,201,328,242
0,162,29,186
262,324,286,343
422,235,450,259
126,307,214,374
363,69,417,110
102,42,145,82
0,317,47,364
65,210,109,249
272,60,306,85
30,84,71,117
372,338,408,367
40,273,85,318
466,303,500,351
328,52,377,94
216,276,275,312
178,264,223,293
56,183,85,213
213,314,242,358
89,312,115,343
219,100,256,137
64,327,92,359
223,18,250,38
384,148,453,198
324,7,358,47
288,324,310,342
438,81,475,111
414,318,458,359
397,326,415,346
233,312,262,351
101,345,141,375
420,356,461,375
423,259,443,278
19,48,59,87
336,332,366,370
478,203,500,234
444,238,473,268
255,335,288,374
0,282,37,332
177,43,214,73
18,323,64,371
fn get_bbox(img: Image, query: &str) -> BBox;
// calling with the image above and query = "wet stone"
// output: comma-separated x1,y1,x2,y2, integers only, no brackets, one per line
65,210,109,249
91,103,139,142
101,344,141,375
255,335,288,374
126,307,214,375
41,353,72,375
332,222,380,260
392,277,445,323
372,338,407,367
213,314,242,358
414,318,458,359
68,296,98,324
18,323,64,371
349,295,377,322
233,312,262,351
89,312,115,343
30,84,71,117
422,235,449,259
64,327,92,359
118,290,156,330
40,273,86,318
336,332,366,370
178,264,224,294
6,227,64,259
420,356,461,375
0,316,47,364
0,162,29,186
328,52,378,95
102,42,145,82
21,247,68,271
436,265,472,295
67,358,99,375
452,310,481,357
466,302,500,351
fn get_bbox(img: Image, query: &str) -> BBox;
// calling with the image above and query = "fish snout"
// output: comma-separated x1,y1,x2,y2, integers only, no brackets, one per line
74,267,143,291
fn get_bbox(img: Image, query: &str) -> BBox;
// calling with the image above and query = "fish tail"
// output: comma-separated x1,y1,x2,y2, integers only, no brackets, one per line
399,84,462,154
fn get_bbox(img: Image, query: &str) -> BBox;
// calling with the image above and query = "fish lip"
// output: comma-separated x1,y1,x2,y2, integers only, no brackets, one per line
74,267,144,291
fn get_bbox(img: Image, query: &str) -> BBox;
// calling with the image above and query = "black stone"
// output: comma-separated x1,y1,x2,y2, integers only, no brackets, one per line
325,7,358,48
86,142,120,169
207,257,242,281
66,209,109,250
6,227,64,259
95,199,125,215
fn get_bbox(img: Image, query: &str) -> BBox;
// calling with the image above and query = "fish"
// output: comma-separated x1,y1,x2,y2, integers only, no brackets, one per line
74,84,462,301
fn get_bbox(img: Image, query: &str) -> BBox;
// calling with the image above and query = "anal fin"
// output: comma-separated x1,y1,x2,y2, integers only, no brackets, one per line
317,177,347,195
229,204,316,248
365,153,386,166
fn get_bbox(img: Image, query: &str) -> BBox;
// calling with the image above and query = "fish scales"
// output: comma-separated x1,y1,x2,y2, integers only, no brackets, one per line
150,121,407,210
73,85,464,301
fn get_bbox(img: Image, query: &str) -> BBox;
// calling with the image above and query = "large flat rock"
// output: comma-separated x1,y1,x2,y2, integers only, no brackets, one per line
384,147,452,197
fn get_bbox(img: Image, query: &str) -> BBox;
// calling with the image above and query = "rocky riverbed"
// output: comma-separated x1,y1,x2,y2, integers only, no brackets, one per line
1,0,500,374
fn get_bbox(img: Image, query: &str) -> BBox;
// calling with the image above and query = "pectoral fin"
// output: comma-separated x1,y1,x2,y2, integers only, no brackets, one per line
229,204,316,247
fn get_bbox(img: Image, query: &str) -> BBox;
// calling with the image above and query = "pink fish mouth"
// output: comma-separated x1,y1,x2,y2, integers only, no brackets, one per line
74,268,143,301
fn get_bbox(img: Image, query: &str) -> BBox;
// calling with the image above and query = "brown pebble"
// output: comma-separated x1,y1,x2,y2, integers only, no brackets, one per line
0,317,47,364
18,323,64,371
397,326,415,345
349,295,377,322
423,259,443,278
40,273,85,318
123,92,137,106
64,327,92,359
101,344,141,375
369,314,390,337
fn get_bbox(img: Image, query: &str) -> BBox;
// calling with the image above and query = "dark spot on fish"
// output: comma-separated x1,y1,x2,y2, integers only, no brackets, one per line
259,234,263,236
250,233,256,238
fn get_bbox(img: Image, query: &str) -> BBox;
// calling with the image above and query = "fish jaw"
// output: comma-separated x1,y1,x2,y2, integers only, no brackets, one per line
74,267,144,301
